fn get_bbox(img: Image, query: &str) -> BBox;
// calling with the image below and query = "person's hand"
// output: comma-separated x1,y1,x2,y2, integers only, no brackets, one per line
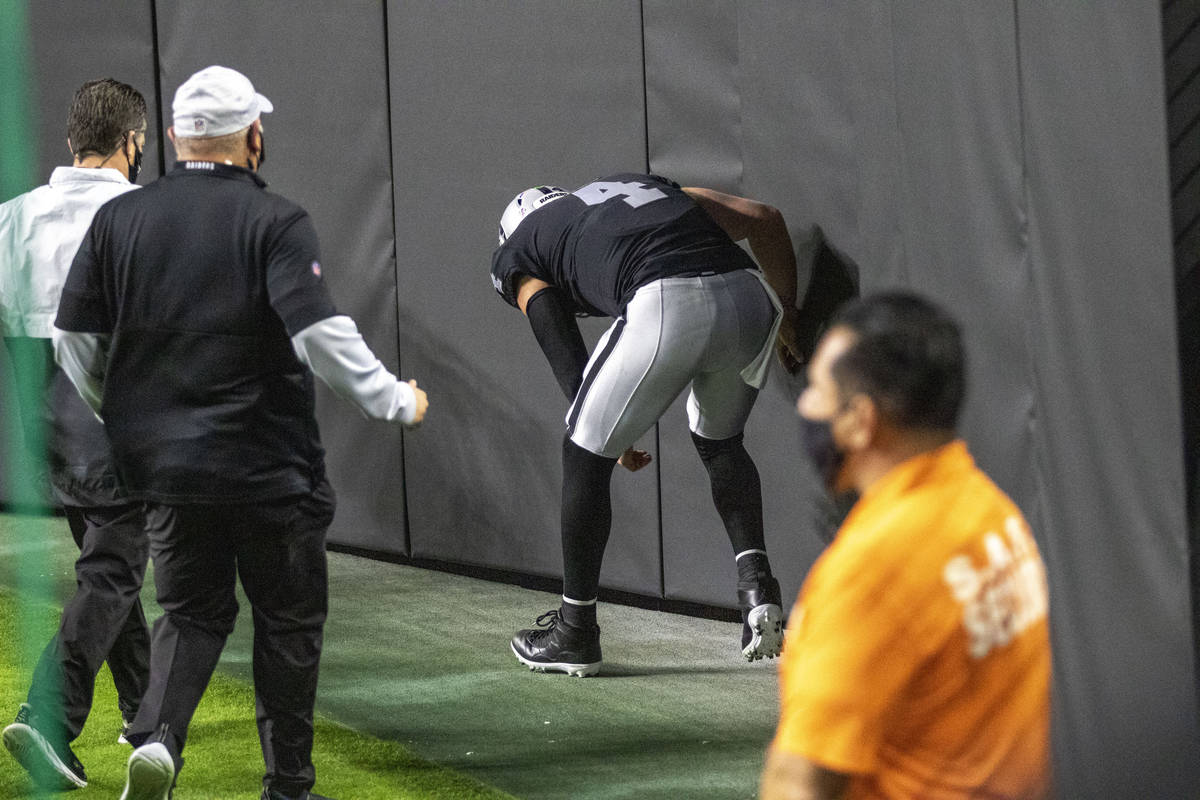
407,379,429,426
618,447,652,472
775,306,804,375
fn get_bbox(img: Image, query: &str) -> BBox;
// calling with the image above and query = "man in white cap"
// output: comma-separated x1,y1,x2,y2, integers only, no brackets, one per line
53,65,428,800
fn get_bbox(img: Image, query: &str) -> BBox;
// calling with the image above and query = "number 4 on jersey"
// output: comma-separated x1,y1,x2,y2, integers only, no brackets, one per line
574,180,667,208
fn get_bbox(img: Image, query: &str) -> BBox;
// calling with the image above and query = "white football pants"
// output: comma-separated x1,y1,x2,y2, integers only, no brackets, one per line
567,268,780,458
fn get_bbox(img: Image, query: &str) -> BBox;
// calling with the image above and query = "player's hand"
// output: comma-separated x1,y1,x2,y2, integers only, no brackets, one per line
407,379,429,426
619,447,652,472
775,307,804,375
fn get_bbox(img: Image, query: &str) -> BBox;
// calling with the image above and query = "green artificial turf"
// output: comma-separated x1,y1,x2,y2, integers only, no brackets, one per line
0,587,516,800
2,511,782,800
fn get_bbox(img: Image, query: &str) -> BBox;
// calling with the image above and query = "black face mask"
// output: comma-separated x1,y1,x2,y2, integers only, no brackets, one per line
251,129,266,170
799,415,845,492
126,140,143,184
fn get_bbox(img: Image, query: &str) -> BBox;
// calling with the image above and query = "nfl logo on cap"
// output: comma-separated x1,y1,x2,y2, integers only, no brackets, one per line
172,65,273,139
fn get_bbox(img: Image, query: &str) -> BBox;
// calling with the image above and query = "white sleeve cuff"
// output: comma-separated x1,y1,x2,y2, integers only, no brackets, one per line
291,315,417,424
51,327,107,416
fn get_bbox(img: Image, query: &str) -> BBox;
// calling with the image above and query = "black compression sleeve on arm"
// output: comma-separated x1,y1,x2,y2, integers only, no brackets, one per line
525,286,589,400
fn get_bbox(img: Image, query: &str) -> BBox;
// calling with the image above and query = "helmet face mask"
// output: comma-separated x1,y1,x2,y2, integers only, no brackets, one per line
498,186,568,244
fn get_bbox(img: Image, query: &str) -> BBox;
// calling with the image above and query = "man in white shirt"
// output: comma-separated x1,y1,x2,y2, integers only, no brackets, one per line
1,78,150,791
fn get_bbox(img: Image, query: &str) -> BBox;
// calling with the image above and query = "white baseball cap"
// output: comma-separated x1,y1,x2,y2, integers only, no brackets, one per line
172,65,273,138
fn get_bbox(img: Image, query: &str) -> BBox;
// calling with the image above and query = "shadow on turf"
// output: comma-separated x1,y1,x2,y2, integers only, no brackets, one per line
591,662,767,678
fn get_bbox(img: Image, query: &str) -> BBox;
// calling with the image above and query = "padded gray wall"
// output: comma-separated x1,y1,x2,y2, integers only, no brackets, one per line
12,2,1200,795
387,3,1196,791
644,1,839,611
153,0,407,553
28,0,162,190
387,1,661,594
1017,4,1196,795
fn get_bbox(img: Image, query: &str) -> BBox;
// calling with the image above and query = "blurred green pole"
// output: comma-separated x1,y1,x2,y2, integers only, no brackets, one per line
1,0,37,202
1,7,55,790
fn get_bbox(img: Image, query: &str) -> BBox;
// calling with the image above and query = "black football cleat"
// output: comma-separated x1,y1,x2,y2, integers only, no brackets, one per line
2,703,88,790
262,789,336,800
738,576,784,661
119,713,136,746
511,608,602,677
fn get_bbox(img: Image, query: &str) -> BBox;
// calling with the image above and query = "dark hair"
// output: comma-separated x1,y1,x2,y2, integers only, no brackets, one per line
67,78,147,158
830,291,966,431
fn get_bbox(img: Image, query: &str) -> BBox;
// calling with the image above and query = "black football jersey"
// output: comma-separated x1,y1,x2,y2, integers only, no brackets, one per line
491,173,756,317
56,161,336,503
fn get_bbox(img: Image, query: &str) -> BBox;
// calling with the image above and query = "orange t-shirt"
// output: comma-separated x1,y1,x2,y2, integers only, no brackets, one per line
773,440,1050,799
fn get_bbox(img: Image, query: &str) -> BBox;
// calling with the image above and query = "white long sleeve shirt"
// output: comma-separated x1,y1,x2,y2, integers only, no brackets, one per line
52,315,419,426
0,167,135,337
290,315,419,424
46,164,419,433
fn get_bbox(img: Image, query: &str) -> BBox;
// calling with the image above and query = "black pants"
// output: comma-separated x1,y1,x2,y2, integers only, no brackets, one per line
26,503,150,743
129,480,335,797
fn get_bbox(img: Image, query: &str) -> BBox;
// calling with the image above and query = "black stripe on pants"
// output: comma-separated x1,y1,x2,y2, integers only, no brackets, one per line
567,317,626,433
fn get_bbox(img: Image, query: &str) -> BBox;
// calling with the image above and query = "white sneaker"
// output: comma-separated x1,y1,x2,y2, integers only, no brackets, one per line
119,741,175,800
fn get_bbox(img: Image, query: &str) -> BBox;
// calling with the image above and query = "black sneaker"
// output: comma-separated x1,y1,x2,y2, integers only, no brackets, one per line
792,227,861,365
118,715,135,746
119,741,175,800
738,577,784,661
511,608,602,677
2,703,88,789
262,790,335,800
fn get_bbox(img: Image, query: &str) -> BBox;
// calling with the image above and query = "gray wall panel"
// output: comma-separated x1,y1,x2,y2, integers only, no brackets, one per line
646,1,845,609
28,0,162,186
885,4,1039,514
644,0,745,609
738,2,860,252
155,1,405,552
643,0,741,188
388,1,660,594
735,3,864,610
843,2,906,288
1017,3,1200,795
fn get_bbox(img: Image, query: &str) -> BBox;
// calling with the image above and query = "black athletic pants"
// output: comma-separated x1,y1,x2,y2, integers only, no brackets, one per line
127,480,335,798
26,503,150,743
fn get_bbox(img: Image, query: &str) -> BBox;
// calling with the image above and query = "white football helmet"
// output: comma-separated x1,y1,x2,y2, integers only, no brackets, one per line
498,185,568,244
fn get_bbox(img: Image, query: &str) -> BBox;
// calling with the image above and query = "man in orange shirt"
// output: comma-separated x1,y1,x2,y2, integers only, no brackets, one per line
761,292,1050,800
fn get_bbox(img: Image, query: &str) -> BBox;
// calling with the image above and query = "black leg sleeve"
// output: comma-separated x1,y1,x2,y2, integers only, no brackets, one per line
691,431,766,556
560,435,618,601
